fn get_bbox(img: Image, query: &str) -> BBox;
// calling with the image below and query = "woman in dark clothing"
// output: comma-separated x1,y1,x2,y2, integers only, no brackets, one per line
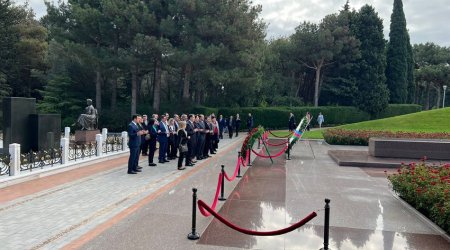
177,121,188,170
167,118,177,159
235,113,241,137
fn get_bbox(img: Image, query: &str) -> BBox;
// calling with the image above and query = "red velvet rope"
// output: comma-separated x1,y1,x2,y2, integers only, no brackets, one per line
200,173,223,217
264,140,288,147
268,130,293,138
198,200,317,236
252,145,288,158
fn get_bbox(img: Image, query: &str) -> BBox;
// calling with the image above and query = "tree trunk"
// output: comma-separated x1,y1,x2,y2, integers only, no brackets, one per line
153,56,162,113
131,67,137,116
111,77,117,111
424,83,430,110
182,63,192,101
95,70,102,114
435,86,441,108
314,61,323,107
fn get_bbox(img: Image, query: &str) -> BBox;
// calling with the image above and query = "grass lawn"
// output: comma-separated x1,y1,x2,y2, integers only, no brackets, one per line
267,108,450,140
338,107,450,133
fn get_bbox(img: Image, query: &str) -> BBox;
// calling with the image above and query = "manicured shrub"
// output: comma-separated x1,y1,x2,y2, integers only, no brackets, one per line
388,162,450,234
323,129,450,146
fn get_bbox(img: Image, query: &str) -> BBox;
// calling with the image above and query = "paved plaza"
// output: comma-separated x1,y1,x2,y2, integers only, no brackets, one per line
0,137,449,250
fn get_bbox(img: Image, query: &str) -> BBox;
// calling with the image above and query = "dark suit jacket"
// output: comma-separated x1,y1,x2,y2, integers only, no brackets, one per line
218,118,226,130
289,116,296,130
157,122,169,142
128,122,141,148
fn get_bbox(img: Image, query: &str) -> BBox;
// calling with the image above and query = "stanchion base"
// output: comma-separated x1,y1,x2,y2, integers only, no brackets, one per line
187,232,200,240
319,248,330,250
218,197,227,201
236,175,242,178
248,163,252,166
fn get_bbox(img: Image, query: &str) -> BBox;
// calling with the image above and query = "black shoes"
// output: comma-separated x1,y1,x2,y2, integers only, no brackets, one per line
164,159,170,162
128,171,137,174
135,169,142,172
159,161,165,164
137,166,143,170
149,163,157,166
178,167,186,170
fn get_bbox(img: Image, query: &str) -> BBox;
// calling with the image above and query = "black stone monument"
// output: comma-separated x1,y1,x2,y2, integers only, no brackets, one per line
3,97,37,152
30,114,61,151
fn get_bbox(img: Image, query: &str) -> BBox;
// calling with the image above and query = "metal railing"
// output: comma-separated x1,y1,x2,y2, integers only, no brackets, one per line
20,148,62,172
0,154,11,176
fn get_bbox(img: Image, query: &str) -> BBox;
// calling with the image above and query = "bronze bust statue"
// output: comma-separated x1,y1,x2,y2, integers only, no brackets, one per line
76,99,98,130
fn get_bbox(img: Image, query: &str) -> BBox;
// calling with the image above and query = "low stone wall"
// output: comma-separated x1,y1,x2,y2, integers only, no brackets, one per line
369,138,450,160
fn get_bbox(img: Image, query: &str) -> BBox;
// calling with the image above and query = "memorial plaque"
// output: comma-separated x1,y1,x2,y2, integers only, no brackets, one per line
30,114,61,151
2,97,37,153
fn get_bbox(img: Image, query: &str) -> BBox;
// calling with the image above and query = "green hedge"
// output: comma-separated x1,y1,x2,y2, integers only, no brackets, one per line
216,104,422,130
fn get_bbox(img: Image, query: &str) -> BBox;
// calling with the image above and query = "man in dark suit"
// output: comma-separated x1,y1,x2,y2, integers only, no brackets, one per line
218,115,225,139
289,113,296,131
127,114,144,174
140,115,150,156
186,114,196,165
247,113,254,133
196,115,206,160
147,118,158,166
157,114,170,164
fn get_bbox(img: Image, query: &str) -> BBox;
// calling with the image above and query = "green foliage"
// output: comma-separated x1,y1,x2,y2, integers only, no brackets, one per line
216,104,420,130
386,0,410,103
388,162,450,234
351,5,389,116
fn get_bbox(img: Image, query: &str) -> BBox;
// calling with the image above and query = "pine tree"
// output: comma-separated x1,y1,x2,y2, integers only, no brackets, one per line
352,5,389,115
385,0,409,103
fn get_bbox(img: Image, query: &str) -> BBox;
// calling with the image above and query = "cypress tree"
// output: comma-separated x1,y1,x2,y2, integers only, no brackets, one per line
406,36,415,103
352,5,389,116
386,0,410,103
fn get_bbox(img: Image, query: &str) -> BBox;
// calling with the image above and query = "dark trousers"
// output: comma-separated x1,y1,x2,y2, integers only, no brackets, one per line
141,136,149,154
219,127,223,139
197,135,205,158
203,134,211,157
168,136,177,158
189,136,197,160
228,127,233,138
148,139,156,164
158,140,168,162
178,150,189,168
235,125,240,136
128,146,140,172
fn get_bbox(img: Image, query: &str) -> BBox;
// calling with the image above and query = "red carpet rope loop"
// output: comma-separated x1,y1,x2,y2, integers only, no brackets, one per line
268,130,293,138
199,173,223,217
252,145,288,158
198,200,317,236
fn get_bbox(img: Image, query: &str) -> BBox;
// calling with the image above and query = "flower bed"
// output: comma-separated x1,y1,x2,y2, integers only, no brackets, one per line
323,129,450,146
387,161,450,234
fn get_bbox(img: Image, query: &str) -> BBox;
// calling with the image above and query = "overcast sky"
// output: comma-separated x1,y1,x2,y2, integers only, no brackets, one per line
20,0,450,46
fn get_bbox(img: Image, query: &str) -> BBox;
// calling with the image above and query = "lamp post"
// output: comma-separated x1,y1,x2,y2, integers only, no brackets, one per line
443,85,447,108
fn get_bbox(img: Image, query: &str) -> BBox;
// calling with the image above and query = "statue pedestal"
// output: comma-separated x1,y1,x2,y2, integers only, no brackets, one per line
75,130,100,144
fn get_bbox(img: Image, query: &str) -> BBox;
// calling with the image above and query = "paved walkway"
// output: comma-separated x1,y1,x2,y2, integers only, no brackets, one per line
1,138,449,249
0,136,244,250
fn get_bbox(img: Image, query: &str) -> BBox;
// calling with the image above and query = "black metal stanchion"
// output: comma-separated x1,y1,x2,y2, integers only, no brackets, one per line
218,165,227,201
258,138,261,149
237,152,242,178
248,150,252,166
320,198,331,250
287,146,291,160
187,188,200,240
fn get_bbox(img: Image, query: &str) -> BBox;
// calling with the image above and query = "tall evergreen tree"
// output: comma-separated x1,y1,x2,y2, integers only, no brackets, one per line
406,36,415,103
385,0,410,103
352,5,389,116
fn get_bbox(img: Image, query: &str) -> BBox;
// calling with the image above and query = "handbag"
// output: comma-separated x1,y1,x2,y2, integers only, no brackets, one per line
179,143,188,153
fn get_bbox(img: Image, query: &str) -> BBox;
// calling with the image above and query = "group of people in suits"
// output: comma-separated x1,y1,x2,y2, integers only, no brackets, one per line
217,113,254,139
127,113,229,174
